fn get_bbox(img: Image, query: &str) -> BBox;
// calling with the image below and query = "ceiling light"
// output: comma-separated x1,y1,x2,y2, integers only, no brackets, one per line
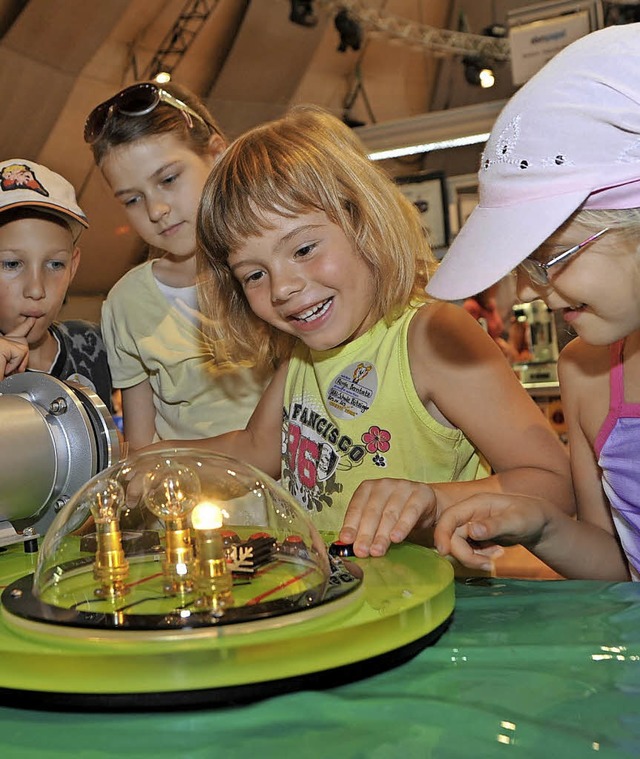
354,100,506,161
367,133,491,162
154,72,171,84
334,9,362,52
289,0,317,27
463,55,495,88
478,67,495,88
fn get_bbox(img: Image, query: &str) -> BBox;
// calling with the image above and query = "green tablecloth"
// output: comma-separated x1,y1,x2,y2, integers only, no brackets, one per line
1,577,639,758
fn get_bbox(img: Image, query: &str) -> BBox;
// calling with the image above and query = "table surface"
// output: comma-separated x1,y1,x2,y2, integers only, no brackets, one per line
1,574,639,758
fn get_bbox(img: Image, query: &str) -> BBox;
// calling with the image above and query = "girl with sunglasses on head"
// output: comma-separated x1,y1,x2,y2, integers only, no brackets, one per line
148,103,573,559
84,82,264,449
431,24,640,581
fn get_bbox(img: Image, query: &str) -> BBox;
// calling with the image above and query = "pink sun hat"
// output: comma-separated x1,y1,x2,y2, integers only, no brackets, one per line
427,23,640,301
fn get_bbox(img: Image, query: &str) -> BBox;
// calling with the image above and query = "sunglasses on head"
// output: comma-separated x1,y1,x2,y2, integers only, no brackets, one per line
83,82,215,144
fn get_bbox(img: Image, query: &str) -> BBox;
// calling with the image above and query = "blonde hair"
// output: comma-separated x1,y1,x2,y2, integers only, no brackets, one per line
539,207,640,259
574,206,640,233
197,105,437,374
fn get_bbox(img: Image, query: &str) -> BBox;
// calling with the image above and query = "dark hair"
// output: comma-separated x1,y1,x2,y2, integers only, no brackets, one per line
89,81,224,166
0,207,73,237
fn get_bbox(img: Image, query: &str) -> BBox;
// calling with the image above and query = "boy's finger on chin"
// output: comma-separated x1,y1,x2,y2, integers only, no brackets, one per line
7,316,36,339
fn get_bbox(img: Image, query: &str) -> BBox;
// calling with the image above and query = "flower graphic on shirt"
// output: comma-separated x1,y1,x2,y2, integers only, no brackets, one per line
362,425,391,454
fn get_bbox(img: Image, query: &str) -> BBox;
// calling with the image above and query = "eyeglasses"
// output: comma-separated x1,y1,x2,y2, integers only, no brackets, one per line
83,82,214,144
518,227,610,286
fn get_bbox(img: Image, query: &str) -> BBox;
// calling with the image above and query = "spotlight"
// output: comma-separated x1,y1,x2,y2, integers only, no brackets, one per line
482,23,507,38
335,9,362,52
289,0,317,27
463,56,495,88
342,113,366,129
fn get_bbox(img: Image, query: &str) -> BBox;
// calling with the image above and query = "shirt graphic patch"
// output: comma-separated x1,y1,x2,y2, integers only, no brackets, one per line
326,361,378,419
282,396,392,519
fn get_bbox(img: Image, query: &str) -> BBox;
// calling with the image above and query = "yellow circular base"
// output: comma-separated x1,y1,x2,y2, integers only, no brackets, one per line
0,542,454,709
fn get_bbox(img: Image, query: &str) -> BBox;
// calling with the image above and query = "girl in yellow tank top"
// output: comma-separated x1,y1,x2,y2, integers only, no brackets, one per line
152,105,573,563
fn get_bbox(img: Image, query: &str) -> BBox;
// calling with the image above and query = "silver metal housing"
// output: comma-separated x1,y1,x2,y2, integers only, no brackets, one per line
0,373,121,545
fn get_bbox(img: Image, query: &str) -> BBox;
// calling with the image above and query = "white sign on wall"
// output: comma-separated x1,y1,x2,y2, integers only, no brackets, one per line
509,11,591,85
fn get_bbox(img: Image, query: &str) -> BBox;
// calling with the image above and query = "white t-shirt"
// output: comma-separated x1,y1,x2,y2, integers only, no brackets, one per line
101,260,263,440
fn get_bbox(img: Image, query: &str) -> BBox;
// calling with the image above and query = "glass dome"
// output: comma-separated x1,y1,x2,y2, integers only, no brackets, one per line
7,448,361,634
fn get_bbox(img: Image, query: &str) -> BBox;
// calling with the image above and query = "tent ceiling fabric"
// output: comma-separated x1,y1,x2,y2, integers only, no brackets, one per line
0,0,515,303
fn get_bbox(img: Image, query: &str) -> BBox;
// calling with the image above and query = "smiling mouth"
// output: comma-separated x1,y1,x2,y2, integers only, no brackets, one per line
291,298,332,323
160,222,182,235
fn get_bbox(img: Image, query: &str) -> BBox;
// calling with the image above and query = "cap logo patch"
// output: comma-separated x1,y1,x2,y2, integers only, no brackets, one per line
480,115,579,176
481,115,521,171
0,163,49,197
618,137,640,165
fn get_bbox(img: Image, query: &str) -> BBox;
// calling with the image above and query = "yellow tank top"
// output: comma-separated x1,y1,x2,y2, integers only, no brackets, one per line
281,305,487,532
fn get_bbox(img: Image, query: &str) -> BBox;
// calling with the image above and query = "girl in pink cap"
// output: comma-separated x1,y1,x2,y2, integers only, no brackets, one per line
432,24,640,580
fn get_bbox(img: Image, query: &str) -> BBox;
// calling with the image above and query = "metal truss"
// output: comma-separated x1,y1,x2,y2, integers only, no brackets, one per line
143,0,219,79
316,0,511,61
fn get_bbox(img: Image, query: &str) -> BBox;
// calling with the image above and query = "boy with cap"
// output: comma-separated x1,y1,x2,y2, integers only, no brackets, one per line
430,24,640,581
0,159,112,407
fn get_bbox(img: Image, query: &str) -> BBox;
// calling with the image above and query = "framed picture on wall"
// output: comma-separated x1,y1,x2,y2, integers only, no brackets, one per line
396,171,449,252
446,173,479,240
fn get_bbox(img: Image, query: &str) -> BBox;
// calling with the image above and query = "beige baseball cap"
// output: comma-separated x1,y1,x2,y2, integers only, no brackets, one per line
0,159,88,241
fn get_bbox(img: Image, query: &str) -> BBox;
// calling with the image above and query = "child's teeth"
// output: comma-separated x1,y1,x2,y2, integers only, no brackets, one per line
298,305,318,320
296,299,330,321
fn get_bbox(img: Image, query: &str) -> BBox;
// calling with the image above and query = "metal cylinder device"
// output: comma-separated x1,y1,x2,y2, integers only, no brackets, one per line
0,373,121,547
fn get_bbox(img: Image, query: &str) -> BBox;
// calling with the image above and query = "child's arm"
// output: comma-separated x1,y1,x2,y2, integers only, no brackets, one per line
544,338,628,579
432,491,629,580
122,379,158,449
558,339,617,535
340,302,574,556
0,317,35,378
141,361,288,480
401,329,629,580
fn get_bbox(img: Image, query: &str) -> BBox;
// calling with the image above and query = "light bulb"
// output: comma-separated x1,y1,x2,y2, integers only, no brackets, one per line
191,500,233,611
86,478,129,598
88,478,125,523
191,501,225,531
143,462,201,521
143,461,201,595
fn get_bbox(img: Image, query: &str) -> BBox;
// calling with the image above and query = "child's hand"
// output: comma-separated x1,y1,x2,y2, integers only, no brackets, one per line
433,492,548,571
0,317,34,379
338,478,438,558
